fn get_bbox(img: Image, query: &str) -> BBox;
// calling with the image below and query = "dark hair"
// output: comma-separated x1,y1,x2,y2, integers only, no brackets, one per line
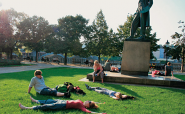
167,62,171,65
89,101,98,108
34,70,42,76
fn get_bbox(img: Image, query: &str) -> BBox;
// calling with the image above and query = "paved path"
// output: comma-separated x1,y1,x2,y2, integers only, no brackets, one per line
0,61,185,75
0,61,92,74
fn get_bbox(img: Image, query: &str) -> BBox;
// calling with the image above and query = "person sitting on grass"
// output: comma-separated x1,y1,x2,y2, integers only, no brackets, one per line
19,96,107,114
28,70,70,97
85,84,134,100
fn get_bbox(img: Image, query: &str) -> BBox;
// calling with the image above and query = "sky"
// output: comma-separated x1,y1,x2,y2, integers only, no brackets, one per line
0,0,185,45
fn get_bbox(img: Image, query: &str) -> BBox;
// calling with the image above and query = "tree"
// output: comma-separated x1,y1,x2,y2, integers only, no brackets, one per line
117,14,160,59
83,10,109,62
106,29,122,56
171,20,185,72
0,9,27,59
0,9,13,53
50,15,88,65
18,15,50,62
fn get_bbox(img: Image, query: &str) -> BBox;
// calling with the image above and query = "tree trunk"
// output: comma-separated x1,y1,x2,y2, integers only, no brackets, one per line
98,54,101,63
0,52,2,58
36,50,38,62
181,46,184,72
64,52,67,65
10,48,13,60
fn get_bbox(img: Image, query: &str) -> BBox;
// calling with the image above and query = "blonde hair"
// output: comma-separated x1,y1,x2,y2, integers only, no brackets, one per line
34,70,42,76
94,60,99,64
89,101,98,108
116,92,122,99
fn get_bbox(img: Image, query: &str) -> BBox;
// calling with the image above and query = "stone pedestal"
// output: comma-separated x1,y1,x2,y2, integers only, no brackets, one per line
121,41,151,76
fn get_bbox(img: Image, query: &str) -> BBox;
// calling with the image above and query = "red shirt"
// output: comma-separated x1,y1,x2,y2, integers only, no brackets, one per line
66,100,91,113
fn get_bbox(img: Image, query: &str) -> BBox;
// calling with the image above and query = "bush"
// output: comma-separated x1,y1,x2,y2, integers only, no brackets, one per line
0,59,21,66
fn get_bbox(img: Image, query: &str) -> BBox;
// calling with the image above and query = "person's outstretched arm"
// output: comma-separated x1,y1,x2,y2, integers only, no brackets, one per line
28,87,32,93
171,71,174,77
111,96,120,100
91,111,107,114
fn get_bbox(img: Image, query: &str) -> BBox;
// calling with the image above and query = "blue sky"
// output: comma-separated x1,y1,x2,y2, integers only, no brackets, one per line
0,0,185,45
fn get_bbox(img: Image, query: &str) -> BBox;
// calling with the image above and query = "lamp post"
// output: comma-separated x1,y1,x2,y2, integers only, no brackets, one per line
164,40,170,65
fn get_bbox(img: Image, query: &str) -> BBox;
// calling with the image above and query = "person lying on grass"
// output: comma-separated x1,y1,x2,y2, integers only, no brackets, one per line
28,70,70,97
19,96,107,114
85,84,134,100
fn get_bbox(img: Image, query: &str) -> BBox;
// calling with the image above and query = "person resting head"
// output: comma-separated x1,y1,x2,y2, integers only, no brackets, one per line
19,96,107,113
85,84,135,100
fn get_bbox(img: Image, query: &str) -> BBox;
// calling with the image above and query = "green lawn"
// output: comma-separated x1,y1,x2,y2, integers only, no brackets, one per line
0,67,185,114
174,74,185,81
0,63,35,67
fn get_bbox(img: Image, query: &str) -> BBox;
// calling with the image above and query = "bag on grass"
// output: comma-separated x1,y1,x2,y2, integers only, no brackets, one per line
74,86,86,95
57,84,68,93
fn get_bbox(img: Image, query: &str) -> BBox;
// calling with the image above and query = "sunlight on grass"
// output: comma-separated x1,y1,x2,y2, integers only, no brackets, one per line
0,67,184,114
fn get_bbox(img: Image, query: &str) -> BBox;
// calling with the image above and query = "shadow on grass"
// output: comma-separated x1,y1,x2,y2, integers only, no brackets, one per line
29,93,74,103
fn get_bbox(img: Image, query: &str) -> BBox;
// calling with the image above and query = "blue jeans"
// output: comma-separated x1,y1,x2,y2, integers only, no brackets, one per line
33,99,67,110
40,88,57,96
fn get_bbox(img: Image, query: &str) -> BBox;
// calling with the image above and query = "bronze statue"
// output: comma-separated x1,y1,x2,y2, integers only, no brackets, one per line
126,0,153,40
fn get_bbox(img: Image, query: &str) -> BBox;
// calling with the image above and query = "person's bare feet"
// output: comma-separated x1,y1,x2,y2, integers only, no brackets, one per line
30,96,37,103
19,103,26,109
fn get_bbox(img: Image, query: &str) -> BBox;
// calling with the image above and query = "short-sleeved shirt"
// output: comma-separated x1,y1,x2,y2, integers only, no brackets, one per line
104,62,111,71
165,65,173,76
66,100,91,113
29,76,47,93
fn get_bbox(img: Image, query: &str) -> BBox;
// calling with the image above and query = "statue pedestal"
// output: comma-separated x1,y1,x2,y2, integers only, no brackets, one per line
121,41,150,76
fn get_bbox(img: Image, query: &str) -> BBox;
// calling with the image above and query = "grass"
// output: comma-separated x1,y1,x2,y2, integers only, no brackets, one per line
0,67,185,114
0,63,35,67
174,74,185,81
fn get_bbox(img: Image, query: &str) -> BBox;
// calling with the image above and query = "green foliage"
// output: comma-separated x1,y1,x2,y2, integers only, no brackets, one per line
117,14,160,59
46,15,88,65
0,68,185,114
18,15,50,62
167,45,183,60
0,59,21,66
0,8,27,59
83,10,109,62
170,32,185,61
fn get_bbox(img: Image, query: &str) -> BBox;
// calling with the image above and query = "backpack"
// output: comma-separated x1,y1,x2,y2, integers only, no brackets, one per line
64,82,73,86
74,86,86,95
57,84,68,93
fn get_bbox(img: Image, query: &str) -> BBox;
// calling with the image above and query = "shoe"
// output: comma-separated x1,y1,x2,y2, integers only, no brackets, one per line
85,84,90,89
64,91,71,98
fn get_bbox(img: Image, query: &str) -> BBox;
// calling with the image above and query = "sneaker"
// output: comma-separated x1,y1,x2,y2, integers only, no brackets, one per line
85,84,90,89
